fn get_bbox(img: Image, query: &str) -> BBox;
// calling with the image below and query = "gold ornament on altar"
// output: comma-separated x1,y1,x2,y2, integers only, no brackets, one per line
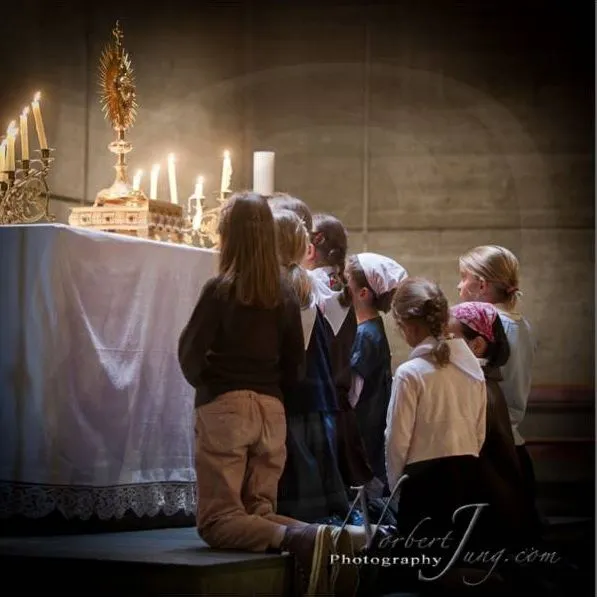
99,22,138,132
95,20,140,206
69,21,184,242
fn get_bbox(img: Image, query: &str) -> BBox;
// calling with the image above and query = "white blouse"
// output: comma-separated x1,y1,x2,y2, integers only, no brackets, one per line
385,337,487,491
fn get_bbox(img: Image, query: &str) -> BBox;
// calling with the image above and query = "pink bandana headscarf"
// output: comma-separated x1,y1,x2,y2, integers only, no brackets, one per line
450,301,497,343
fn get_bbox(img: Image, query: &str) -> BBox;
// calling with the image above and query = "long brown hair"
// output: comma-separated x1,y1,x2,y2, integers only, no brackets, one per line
273,209,313,309
391,277,450,367
311,213,351,307
217,191,281,308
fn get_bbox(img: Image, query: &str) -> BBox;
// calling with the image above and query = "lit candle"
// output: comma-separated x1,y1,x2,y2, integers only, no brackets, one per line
220,150,232,194
0,139,6,182
150,164,160,199
20,107,30,162
167,153,178,204
192,196,203,231
133,169,143,191
31,91,48,150
6,121,18,172
194,175,204,199
191,175,204,231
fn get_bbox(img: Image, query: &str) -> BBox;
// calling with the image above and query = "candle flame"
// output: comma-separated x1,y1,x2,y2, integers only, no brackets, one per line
197,175,204,184
21,107,30,117
136,168,143,176
7,121,18,136
224,150,230,158
151,163,160,171
168,153,175,163
33,91,41,102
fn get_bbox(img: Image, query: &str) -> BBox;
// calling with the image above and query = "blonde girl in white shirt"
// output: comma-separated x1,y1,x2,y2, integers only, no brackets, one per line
385,277,488,537
457,244,541,534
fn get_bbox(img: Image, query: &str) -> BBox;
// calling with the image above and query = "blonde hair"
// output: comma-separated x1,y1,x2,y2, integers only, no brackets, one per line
391,277,450,367
268,193,313,231
459,245,521,310
272,209,313,309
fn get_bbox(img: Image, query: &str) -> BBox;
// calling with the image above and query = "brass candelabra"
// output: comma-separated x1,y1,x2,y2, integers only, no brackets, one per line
0,148,55,225
182,191,230,249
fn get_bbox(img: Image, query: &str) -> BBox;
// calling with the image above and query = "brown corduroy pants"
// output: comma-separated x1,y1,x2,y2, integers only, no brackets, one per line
195,390,304,552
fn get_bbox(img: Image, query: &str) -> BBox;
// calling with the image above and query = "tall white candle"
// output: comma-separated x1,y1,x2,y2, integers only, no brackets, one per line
194,175,204,199
133,169,143,191
31,91,48,150
192,196,203,231
253,151,275,195
0,139,6,182
191,175,204,231
150,164,160,199
167,153,178,204
220,150,232,194
6,121,18,172
20,107,30,161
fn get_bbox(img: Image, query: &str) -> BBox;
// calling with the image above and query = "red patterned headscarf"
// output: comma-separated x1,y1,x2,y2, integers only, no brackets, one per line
450,301,498,343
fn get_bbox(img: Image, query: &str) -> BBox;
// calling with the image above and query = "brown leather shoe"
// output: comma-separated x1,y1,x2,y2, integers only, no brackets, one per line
281,523,333,596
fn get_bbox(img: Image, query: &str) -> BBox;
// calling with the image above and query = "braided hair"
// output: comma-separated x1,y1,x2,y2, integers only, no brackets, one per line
391,277,451,367
311,213,351,307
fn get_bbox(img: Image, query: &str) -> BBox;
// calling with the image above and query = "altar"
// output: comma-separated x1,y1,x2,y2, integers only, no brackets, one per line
0,223,217,532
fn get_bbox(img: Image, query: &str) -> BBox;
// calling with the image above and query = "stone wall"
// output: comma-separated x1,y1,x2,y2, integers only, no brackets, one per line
2,0,593,387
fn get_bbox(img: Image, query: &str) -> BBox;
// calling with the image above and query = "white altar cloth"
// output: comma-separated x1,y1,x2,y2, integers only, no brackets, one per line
0,224,217,520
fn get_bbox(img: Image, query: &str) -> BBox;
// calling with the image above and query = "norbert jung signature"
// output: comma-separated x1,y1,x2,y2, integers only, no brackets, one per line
375,503,560,585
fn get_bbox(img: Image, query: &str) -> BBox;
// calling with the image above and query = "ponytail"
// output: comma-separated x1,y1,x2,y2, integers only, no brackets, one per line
335,259,351,308
373,289,396,314
311,213,351,307
286,263,313,309
424,296,451,367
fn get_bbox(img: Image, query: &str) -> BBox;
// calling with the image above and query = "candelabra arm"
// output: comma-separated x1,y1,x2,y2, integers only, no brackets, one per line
0,148,55,225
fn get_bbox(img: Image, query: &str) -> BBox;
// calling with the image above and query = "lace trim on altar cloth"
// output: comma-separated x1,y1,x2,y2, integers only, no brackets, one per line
0,481,197,520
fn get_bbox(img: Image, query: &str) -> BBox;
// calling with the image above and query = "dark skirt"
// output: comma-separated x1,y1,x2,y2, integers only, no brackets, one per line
355,389,391,486
516,444,543,537
360,456,491,595
396,455,489,550
277,412,350,523
335,404,375,487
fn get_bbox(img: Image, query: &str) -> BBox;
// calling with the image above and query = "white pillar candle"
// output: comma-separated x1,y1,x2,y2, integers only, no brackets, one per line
167,153,178,204
0,139,6,182
31,91,48,150
220,150,232,194
5,121,18,172
252,151,275,195
20,107,30,161
133,169,143,191
192,196,203,231
194,175,204,199
150,163,160,199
